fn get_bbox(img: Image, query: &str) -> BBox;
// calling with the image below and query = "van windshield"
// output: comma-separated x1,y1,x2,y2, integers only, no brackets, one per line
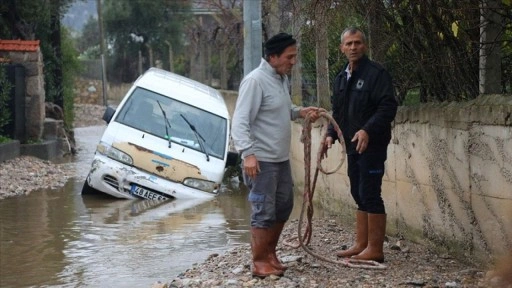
115,87,228,159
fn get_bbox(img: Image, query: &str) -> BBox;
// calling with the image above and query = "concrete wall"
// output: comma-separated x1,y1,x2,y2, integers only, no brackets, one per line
289,94,512,264
221,90,512,264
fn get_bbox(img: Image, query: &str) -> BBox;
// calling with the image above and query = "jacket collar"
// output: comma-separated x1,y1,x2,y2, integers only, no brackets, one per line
344,55,369,78
260,58,284,80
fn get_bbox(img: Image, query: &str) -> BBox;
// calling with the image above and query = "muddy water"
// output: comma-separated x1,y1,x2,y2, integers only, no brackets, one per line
0,126,331,287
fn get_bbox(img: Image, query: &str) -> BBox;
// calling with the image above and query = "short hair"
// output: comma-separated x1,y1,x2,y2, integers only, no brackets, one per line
340,27,367,44
264,32,297,58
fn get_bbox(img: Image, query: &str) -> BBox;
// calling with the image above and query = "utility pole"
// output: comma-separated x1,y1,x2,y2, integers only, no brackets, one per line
243,0,262,76
97,0,108,106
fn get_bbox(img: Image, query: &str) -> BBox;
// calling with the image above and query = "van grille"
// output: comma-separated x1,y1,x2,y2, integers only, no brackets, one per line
103,175,119,190
103,174,173,199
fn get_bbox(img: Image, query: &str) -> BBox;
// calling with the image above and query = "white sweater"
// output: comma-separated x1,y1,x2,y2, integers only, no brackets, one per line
231,58,301,162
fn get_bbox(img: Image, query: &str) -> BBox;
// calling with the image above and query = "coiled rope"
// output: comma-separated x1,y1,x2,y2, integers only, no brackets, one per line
283,109,387,269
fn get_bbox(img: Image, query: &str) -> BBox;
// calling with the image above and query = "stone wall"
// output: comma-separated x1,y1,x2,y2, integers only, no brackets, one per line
287,94,512,264
73,78,104,105
1,49,45,141
74,78,131,105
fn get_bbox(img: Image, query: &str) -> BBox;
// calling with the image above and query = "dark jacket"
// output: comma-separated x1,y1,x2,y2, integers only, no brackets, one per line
327,55,398,155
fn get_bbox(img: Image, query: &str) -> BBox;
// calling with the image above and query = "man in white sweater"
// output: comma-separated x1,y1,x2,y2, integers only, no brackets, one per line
231,32,318,278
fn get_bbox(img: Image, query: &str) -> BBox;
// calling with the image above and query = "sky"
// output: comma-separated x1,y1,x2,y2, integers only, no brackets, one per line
62,0,97,33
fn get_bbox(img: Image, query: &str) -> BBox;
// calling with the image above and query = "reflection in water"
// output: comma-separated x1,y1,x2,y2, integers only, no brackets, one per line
0,179,328,287
57,186,232,287
0,181,78,288
0,126,332,287
0,179,252,287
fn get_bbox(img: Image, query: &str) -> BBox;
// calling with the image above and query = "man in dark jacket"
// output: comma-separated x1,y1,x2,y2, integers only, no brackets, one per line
324,27,397,263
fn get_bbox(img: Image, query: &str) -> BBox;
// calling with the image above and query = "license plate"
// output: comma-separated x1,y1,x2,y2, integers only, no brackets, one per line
130,185,169,201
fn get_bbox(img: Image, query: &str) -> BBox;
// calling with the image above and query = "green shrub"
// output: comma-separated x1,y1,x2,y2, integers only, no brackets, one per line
402,89,421,106
0,135,11,143
0,65,12,135
61,27,83,130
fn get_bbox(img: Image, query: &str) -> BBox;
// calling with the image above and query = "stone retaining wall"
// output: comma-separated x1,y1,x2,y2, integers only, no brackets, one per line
287,94,512,264
0,49,45,141
74,78,104,105
74,78,131,105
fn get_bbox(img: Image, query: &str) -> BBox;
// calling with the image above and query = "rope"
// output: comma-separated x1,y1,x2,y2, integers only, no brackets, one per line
283,109,387,270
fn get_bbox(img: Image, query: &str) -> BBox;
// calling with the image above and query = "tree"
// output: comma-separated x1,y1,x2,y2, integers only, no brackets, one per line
480,0,504,94
199,0,244,89
103,0,191,83
346,0,512,103
285,0,511,105
0,0,79,127
77,15,100,57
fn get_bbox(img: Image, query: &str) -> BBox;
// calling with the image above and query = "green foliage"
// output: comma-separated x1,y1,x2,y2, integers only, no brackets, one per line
61,27,82,129
299,2,365,106
25,139,42,144
0,135,11,144
0,0,83,135
293,0,511,104
402,89,421,106
40,41,58,103
77,15,100,56
0,1,49,39
103,0,192,82
502,22,512,93
172,54,189,76
0,65,12,135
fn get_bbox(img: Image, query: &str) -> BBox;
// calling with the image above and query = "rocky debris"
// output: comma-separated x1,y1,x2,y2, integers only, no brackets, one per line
0,155,75,199
167,219,492,288
0,103,102,200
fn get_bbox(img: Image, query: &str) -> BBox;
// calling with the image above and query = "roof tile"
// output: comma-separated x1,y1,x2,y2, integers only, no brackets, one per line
0,40,40,52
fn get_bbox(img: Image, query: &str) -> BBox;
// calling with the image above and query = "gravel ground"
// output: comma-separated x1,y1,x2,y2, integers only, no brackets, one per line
0,104,105,200
0,155,76,199
167,218,500,288
1,104,510,288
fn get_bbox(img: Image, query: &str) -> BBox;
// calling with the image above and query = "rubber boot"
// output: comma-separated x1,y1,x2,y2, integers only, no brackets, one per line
351,213,386,263
251,227,284,278
336,210,368,258
269,222,287,271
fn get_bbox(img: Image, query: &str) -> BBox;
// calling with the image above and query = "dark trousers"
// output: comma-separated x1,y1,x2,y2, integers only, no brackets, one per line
347,149,387,214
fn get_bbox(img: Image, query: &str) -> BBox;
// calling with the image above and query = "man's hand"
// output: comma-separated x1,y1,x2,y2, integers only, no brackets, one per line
243,154,260,180
352,129,369,154
322,136,333,158
300,107,320,122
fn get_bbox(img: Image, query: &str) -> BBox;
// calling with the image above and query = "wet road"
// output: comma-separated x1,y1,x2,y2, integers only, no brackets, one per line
0,126,329,287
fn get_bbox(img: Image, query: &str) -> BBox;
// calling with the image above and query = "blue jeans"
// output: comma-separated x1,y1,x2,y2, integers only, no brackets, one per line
347,149,387,214
242,160,294,228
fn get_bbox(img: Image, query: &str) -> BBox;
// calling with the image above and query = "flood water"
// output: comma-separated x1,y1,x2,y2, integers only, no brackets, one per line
0,126,332,287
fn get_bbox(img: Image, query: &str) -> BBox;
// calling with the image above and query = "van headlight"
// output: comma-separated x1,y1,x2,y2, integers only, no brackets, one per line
96,142,133,165
183,178,217,193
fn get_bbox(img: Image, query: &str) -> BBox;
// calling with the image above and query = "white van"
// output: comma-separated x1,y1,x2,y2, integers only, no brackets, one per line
82,68,237,200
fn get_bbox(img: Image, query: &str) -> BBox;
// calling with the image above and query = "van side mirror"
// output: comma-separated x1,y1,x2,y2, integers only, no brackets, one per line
102,106,116,123
225,151,239,168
